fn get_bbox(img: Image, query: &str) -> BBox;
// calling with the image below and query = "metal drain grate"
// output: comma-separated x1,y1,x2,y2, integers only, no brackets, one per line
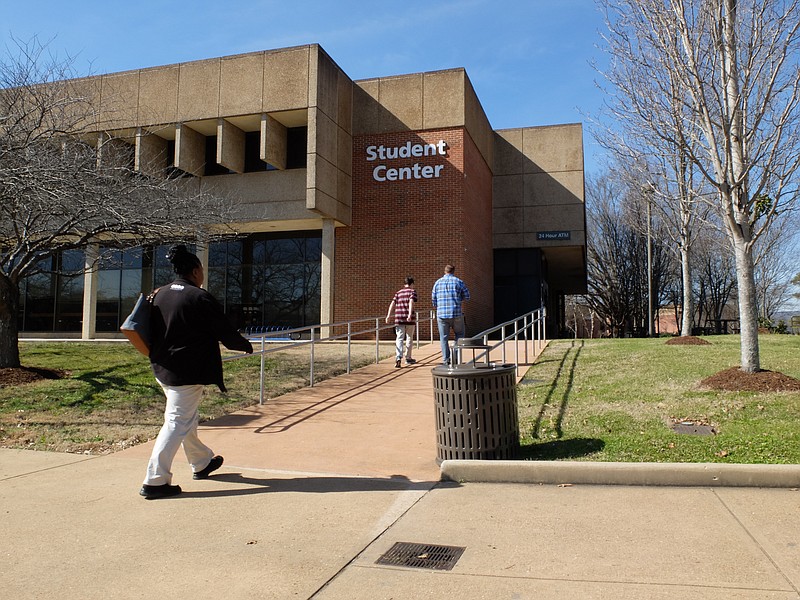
670,421,717,435
376,542,465,571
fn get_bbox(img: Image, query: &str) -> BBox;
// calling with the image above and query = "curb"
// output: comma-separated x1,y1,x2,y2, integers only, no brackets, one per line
440,460,800,488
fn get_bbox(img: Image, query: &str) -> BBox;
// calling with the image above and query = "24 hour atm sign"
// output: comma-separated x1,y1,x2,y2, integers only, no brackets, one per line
366,140,448,182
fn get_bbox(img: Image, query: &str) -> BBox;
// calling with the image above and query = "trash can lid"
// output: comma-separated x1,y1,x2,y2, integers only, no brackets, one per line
454,337,490,349
431,362,516,375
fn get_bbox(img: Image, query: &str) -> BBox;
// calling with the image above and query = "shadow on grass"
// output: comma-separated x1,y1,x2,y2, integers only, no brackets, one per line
518,437,605,460
529,339,584,440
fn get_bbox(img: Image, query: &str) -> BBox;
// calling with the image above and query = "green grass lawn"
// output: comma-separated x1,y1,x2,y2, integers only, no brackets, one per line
2,336,799,464
516,335,800,464
0,340,391,454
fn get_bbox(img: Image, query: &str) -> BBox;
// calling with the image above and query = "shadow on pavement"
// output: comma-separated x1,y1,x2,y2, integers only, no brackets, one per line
174,472,453,498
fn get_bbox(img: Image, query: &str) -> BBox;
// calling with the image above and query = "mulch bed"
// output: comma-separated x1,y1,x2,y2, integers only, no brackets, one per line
0,367,68,387
700,367,800,393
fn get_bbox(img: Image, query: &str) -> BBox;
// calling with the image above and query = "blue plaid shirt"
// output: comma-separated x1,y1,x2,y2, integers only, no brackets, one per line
432,274,470,319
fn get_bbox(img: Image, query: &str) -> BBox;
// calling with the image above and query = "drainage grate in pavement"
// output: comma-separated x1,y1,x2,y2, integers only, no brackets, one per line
376,542,465,571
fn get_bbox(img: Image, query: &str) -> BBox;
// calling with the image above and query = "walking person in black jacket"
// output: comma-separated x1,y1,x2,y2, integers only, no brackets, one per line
140,245,253,500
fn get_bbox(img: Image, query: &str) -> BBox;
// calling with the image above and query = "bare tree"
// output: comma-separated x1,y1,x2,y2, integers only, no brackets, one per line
585,174,676,337
753,220,800,320
694,226,737,330
598,0,800,371
0,38,231,368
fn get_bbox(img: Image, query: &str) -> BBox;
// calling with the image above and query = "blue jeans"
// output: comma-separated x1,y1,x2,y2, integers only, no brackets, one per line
437,316,465,364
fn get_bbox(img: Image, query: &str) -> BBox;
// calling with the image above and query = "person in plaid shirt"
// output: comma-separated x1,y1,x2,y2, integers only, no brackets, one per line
431,264,470,365
386,277,418,368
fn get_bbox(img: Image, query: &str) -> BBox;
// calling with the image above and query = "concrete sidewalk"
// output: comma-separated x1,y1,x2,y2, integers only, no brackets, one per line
1,341,799,599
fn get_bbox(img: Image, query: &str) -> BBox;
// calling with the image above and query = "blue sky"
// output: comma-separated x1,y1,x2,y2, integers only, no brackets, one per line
0,0,608,173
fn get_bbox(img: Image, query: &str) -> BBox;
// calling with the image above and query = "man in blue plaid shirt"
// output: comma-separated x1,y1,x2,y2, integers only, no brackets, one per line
431,264,470,365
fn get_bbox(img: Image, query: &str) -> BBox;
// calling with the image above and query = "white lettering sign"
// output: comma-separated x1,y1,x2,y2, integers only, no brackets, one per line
366,140,448,182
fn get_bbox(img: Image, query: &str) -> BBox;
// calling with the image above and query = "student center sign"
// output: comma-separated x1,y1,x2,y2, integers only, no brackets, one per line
366,140,448,182
16,44,587,339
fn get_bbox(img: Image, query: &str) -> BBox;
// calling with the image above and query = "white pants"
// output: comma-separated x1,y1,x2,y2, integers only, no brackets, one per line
395,323,415,361
143,381,215,486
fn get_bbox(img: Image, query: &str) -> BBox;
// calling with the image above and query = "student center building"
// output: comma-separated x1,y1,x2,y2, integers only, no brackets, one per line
19,45,587,339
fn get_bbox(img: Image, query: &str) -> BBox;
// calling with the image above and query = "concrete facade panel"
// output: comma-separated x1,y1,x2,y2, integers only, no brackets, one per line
492,174,524,208
135,129,169,177
218,119,245,174
493,129,524,176
351,80,384,135
311,107,338,165
337,70,353,135
338,127,353,177
99,72,139,130
493,233,526,248
522,124,584,173
67,77,102,131
315,48,340,120
203,169,306,209
219,53,264,117
138,67,179,125
464,75,493,173
523,171,584,207
261,114,287,169
376,74,424,130
524,204,585,232
175,123,205,176
423,70,465,129
178,59,220,122
263,47,310,112
309,154,339,205
493,207,525,234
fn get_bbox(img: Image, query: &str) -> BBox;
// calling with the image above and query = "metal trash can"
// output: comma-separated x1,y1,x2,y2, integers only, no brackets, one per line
431,343,519,463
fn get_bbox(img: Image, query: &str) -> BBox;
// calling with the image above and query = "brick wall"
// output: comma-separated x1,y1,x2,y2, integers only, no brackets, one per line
336,127,493,338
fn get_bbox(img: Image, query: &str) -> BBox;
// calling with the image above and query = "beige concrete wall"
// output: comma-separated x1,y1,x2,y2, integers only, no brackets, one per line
175,123,205,177
203,170,310,222
69,45,355,228
218,119,245,174
492,124,585,248
493,123,586,292
305,47,353,225
261,114,288,170
263,46,311,112
138,66,179,125
135,128,170,177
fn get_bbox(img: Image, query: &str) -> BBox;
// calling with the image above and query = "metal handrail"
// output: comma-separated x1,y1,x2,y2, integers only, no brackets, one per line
452,308,547,371
226,308,545,404
224,310,438,404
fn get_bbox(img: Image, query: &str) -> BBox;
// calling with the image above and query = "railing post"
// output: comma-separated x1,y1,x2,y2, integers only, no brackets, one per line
375,318,380,364
347,321,352,374
501,325,506,364
514,319,519,367
524,313,529,364
259,336,266,405
309,327,316,387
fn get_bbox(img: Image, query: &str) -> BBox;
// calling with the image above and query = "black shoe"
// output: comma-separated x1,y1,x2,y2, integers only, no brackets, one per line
140,483,182,500
395,359,401,368
193,455,224,480
406,358,417,365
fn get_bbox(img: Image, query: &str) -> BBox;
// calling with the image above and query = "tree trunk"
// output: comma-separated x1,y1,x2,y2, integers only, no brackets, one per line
0,274,21,369
680,244,693,337
733,240,760,372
